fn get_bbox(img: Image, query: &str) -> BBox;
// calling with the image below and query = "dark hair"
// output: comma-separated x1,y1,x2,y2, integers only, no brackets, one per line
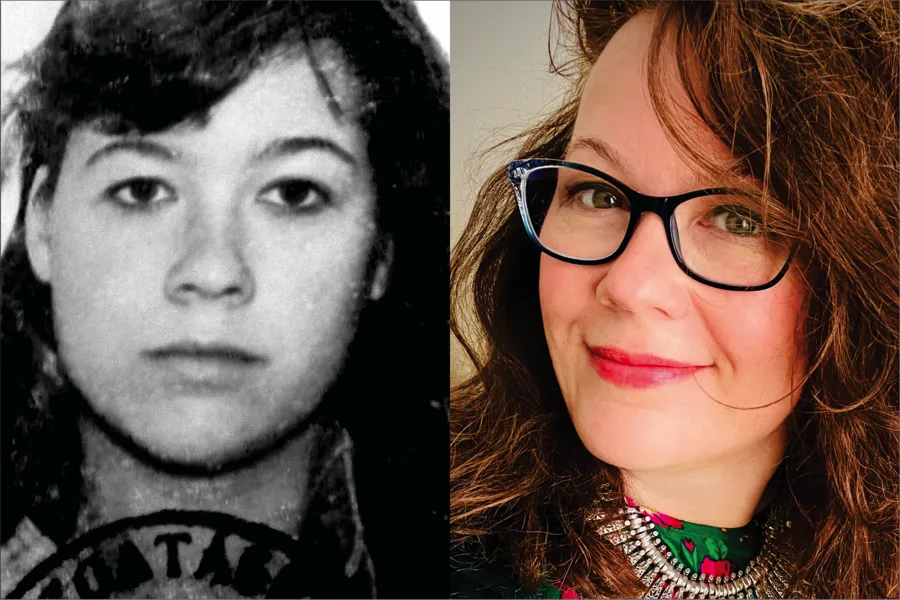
1,1,448,596
450,1,898,598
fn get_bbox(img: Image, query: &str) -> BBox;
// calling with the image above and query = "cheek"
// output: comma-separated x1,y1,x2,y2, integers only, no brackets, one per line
702,272,808,402
538,256,612,405
255,215,376,351
538,255,596,346
48,203,161,355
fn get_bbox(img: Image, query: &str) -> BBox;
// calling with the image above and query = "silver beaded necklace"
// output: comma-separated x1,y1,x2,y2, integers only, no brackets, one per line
592,501,795,599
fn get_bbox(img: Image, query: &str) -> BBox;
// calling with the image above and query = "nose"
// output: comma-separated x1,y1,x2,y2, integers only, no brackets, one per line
596,213,690,319
164,204,254,308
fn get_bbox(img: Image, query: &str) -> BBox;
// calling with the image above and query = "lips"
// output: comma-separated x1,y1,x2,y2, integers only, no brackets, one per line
144,342,267,391
148,342,265,363
588,346,708,389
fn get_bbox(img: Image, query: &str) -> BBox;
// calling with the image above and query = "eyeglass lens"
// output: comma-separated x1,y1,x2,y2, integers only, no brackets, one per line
521,165,792,287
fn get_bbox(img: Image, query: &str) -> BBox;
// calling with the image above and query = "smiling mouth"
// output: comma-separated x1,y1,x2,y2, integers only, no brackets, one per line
588,346,708,389
144,343,267,390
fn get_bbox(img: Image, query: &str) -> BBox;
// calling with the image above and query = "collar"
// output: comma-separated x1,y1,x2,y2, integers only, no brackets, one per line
623,496,764,578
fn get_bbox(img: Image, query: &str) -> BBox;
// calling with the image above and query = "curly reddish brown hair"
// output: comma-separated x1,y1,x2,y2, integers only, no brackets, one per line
450,1,899,598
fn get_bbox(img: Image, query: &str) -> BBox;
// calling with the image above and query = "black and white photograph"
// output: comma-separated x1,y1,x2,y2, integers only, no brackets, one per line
0,1,449,598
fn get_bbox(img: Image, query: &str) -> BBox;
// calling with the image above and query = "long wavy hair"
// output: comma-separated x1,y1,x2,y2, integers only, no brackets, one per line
0,1,448,597
450,1,898,598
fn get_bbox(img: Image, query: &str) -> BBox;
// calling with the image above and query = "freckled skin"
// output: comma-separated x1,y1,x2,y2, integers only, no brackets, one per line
538,12,807,490
29,51,383,468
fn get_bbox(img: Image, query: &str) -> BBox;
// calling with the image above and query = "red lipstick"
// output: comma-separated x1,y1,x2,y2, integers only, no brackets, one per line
589,346,707,389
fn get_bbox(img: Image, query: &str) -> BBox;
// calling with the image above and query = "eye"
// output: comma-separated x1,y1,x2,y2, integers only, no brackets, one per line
709,205,762,235
257,179,330,212
106,178,175,207
576,186,624,209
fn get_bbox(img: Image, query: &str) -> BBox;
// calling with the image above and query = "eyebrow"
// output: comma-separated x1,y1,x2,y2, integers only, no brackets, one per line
250,136,357,167
568,135,752,192
567,136,632,179
84,135,357,169
85,138,180,168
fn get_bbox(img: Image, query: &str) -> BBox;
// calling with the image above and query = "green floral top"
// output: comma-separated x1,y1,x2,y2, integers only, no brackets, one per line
451,498,769,599
536,497,766,598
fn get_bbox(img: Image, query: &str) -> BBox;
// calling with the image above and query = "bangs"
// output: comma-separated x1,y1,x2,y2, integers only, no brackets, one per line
10,0,363,135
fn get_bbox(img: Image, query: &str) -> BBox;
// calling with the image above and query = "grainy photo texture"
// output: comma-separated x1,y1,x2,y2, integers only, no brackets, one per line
0,1,449,598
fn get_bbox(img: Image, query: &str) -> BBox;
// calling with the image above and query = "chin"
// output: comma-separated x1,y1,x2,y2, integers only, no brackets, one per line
143,428,266,468
569,407,689,472
107,402,302,471
588,443,681,472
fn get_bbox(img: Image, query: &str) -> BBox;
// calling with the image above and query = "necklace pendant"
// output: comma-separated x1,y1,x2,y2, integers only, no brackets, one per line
629,549,649,567
633,554,651,576
596,519,630,536
768,561,789,593
759,576,779,599
609,529,630,545
640,571,659,590
623,539,643,555
636,557,657,583
643,573,668,598
770,575,787,599
596,499,793,600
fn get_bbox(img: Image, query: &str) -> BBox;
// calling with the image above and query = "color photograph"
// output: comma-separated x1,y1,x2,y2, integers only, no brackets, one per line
450,2,899,598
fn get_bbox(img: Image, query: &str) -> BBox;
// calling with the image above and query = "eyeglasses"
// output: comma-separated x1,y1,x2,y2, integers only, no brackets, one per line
508,159,796,292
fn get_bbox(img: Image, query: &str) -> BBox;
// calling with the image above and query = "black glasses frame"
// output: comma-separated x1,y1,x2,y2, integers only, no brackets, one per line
508,158,796,292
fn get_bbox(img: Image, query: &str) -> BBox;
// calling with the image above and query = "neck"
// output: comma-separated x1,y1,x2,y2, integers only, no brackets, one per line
77,415,317,538
621,425,787,528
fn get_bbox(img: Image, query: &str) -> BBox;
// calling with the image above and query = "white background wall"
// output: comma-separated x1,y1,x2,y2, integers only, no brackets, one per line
0,1,64,252
450,1,570,383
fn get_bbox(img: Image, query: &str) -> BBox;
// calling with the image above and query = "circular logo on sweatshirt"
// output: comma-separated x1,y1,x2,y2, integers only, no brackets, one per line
9,510,310,599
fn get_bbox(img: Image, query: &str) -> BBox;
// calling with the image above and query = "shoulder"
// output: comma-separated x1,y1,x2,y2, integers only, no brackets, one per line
0,518,57,598
449,547,565,599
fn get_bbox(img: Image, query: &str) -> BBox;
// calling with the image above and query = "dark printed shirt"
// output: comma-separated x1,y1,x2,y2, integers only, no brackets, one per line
0,425,375,599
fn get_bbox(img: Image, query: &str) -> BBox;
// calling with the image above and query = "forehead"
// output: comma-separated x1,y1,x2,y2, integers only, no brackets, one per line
65,42,367,165
571,12,742,194
260,40,366,119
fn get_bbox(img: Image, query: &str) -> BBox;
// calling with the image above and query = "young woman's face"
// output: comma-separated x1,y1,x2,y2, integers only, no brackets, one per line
27,47,387,467
539,12,807,472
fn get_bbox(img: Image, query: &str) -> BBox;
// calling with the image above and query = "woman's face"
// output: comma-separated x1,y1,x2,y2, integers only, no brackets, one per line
26,46,388,468
539,12,807,472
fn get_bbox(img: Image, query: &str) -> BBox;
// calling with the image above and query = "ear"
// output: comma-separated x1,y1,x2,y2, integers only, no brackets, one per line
24,165,53,284
367,234,393,301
